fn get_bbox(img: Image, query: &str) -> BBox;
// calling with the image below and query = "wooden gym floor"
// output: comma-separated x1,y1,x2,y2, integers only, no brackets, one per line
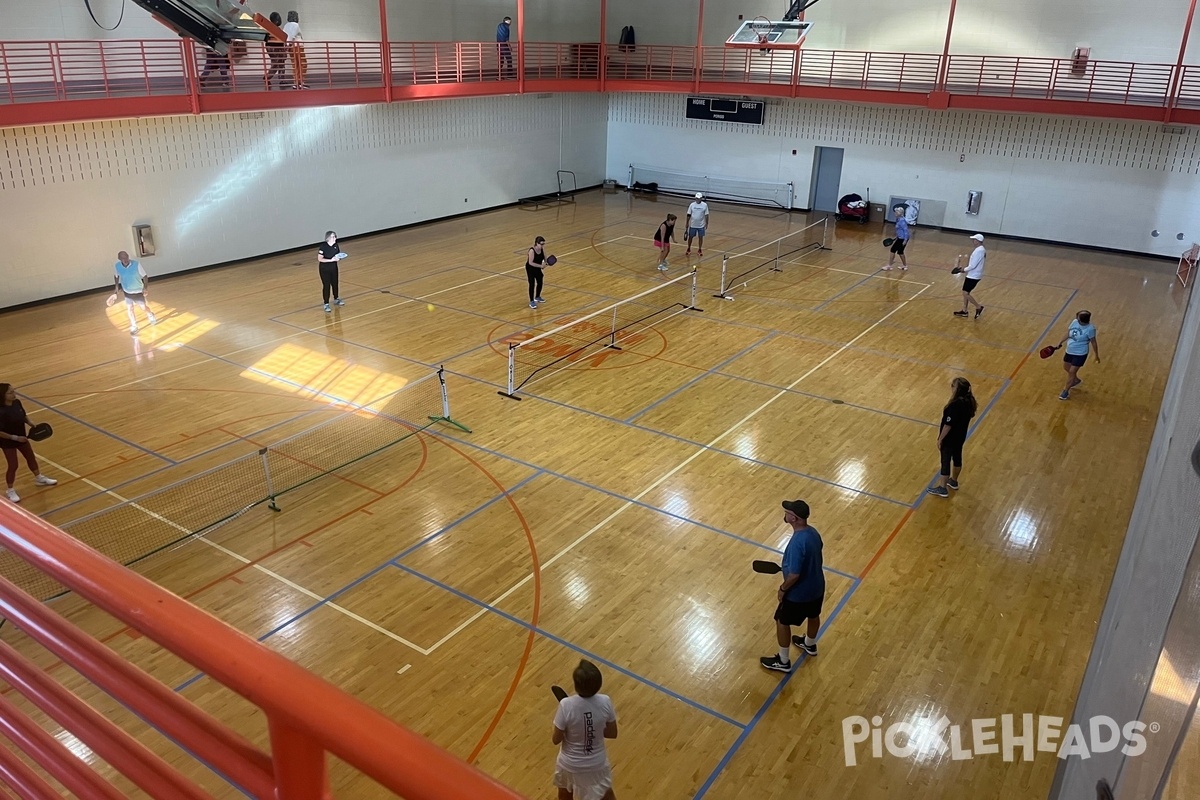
0,190,1189,798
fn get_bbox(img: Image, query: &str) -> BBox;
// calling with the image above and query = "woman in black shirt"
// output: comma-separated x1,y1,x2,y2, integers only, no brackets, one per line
654,213,677,271
0,383,57,504
928,377,977,498
525,236,547,309
317,231,344,312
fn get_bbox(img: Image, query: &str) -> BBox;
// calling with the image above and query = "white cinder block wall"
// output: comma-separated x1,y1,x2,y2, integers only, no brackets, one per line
605,93,1200,256
0,94,608,307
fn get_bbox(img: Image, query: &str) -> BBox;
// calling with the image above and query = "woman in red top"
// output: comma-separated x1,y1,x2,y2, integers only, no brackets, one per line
0,383,57,504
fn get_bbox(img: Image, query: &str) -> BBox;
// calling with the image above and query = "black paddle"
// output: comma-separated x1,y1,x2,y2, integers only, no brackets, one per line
752,560,782,575
551,685,568,702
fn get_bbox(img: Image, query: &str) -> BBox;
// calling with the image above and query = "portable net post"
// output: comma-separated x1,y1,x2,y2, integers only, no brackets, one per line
713,218,830,300
431,366,472,432
500,268,701,399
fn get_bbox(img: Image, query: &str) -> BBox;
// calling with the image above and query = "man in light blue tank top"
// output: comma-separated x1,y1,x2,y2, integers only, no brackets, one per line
1055,309,1099,400
113,251,158,336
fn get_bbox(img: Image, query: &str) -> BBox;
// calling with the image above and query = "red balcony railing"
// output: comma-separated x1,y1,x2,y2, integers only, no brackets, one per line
945,54,1175,107
0,501,526,799
4,39,1200,124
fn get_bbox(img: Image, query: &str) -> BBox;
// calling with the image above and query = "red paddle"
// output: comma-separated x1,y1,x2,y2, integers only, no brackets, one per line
1040,345,1059,359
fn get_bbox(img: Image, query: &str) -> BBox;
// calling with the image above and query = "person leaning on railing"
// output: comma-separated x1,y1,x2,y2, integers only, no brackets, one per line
283,10,308,89
0,383,57,505
265,12,287,90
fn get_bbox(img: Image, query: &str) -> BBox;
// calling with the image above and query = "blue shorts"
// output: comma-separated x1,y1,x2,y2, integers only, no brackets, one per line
1063,352,1088,368
687,226,706,240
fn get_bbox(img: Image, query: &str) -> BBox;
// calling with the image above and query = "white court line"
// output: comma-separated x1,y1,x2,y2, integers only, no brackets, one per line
333,234,638,324
397,664,412,675
31,242,632,415
444,282,934,630
40,456,433,656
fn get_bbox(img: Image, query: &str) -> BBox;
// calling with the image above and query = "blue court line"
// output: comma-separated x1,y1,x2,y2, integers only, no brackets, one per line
389,562,746,730
691,288,1082,796
173,472,543,694
692,575,861,798
19,351,148,389
42,405,327,520
812,269,881,312
17,392,177,465
396,405,858,582
713,371,938,428
625,334,775,422
453,369,911,508
910,288,1078,510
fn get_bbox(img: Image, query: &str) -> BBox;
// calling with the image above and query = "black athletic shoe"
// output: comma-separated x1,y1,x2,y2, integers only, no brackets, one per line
947,478,959,490
760,655,792,672
953,310,969,317
975,306,985,319
792,636,818,657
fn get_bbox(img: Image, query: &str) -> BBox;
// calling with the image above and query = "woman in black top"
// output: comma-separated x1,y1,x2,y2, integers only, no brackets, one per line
0,383,57,504
525,236,547,309
654,213,677,271
927,376,977,498
265,12,287,89
317,231,344,312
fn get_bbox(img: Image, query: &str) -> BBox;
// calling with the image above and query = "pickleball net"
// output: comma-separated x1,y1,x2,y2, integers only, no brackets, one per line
501,268,700,397
714,217,830,299
2,367,470,604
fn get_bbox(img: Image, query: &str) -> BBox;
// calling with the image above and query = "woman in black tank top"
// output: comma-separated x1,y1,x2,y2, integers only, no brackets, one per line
525,235,547,309
654,213,677,272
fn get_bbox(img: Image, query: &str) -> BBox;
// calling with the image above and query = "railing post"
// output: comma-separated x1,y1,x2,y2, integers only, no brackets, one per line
268,718,329,800
599,0,607,91
182,39,201,114
379,0,393,101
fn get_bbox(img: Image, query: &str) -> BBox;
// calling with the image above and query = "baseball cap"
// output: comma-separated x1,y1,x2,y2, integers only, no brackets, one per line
782,499,810,518
970,233,985,241
695,192,704,199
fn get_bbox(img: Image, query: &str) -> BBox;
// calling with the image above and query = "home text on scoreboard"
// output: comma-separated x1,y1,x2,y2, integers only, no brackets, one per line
685,97,765,125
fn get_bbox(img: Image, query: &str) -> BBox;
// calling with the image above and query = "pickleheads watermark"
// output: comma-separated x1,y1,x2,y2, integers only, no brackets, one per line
842,714,1158,767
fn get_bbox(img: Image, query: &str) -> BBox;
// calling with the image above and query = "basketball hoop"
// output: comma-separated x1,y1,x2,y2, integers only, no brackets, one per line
751,16,773,45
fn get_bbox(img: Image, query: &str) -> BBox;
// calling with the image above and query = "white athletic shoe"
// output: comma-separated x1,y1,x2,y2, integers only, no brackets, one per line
5,488,19,503
657,263,668,271
334,298,345,306
129,327,139,335
881,265,892,271
34,474,57,486
149,315,159,325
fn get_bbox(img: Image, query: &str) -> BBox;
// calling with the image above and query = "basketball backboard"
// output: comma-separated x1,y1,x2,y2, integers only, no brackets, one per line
726,19,814,50
131,0,283,53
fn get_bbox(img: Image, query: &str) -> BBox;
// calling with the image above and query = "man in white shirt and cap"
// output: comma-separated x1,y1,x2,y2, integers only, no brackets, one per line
955,233,986,319
685,192,709,257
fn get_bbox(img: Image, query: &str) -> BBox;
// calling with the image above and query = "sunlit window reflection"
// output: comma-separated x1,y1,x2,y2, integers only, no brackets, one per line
105,303,220,349
897,704,952,765
54,730,96,764
1149,648,1197,705
681,598,720,666
660,490,690,518
1001,508,1040,553
730,430,757,459
178,106,355,238
834,458,866,491
240,342,408,410
564,574,590,608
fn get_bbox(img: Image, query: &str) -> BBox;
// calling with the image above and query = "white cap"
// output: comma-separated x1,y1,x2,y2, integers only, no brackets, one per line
970,233,985,241
695,192,704,199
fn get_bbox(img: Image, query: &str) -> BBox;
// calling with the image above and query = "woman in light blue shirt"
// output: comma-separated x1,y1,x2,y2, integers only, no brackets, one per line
1055,310,1100,400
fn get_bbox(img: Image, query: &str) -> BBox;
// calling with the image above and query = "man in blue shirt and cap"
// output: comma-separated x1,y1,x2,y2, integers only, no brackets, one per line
497,16,513,79
761,499,825,672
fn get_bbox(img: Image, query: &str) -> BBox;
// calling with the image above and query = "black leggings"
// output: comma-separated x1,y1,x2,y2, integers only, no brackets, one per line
525,265,544,302
939,438,964,476
319,263,339,303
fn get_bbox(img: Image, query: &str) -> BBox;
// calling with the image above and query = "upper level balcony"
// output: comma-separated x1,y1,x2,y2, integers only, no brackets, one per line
2,38,1199,128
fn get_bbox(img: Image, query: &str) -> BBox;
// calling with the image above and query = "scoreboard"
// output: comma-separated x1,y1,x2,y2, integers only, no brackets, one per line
686,96,765,125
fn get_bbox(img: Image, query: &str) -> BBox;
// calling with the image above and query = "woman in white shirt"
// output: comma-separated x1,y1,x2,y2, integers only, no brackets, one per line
282,11,307,89
552,660,619,800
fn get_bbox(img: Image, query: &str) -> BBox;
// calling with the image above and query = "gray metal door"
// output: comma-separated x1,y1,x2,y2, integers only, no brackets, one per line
809,146,844,212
